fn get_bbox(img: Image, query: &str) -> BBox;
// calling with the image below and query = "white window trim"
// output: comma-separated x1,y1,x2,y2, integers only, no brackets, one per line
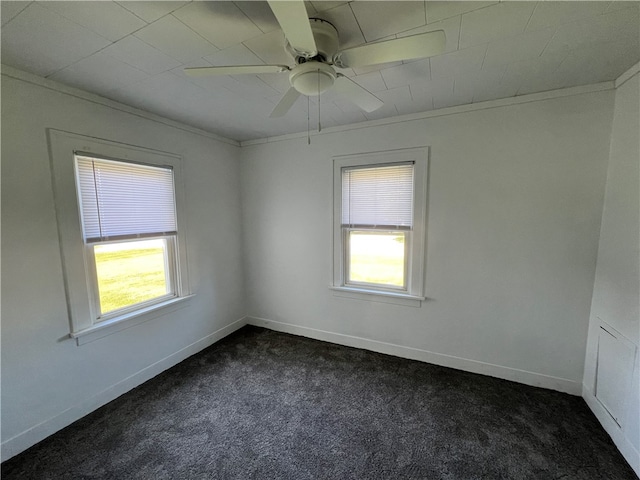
332,147,428,306
48,130,192,344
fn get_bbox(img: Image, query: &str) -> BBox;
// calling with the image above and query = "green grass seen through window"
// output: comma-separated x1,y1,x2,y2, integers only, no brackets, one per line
94,240,169,315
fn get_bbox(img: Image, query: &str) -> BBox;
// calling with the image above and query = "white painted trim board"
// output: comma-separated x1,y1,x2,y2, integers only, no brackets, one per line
246,316,582,396
615,61,640,89
0,64,240,147
7,316,627,470
0,317,248,462
583,384,640,477
240,82,614,146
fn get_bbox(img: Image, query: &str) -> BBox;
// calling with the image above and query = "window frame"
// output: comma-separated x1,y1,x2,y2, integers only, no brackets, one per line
332,147,428,306
48,130,192,344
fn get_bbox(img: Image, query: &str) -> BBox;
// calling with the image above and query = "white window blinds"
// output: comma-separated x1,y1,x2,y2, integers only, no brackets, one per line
75,155,177,243
342,163,414,229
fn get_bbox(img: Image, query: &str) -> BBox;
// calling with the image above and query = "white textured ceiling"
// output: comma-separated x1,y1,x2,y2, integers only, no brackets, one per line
2,1,639,141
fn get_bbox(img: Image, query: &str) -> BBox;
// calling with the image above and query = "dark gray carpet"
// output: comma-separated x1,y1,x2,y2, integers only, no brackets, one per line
2,326,636,479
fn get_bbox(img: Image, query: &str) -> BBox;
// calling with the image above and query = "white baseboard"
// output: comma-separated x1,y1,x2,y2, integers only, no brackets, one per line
1,317,248,463
582,384,640,477
246,316,582,395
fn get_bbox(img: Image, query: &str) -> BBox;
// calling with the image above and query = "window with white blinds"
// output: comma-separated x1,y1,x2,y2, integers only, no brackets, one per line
333,148,428,303
75,156,177,243
341,163,414,230
50,131,191,339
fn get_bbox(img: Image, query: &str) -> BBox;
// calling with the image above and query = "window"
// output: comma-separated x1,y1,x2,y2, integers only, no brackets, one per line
75,155,179,319
49,131,191,343
332,148,428,305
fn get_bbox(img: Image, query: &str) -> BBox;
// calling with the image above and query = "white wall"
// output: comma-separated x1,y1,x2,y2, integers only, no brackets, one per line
1,64,628,465
583,71,640,476
241,89,615,395
1,69,245,460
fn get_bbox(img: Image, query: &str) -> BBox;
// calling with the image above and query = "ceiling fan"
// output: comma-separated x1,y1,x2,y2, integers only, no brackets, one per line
185,0,446,118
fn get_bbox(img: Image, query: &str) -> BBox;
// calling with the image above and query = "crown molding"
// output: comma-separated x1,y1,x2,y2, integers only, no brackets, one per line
615,62,640,89
3,64,621,149
240,81,615,147
1,64,240,147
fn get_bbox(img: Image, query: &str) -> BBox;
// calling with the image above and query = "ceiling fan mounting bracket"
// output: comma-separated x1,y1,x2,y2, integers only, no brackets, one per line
332,53,347,69
285,18,339,63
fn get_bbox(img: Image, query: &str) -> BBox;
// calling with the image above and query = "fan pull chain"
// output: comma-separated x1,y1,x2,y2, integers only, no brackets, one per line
317,69,322,133
307,95,311,145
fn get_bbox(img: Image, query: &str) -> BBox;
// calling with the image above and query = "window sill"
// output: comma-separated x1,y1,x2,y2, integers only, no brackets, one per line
70,294,195,345
329,286,424,307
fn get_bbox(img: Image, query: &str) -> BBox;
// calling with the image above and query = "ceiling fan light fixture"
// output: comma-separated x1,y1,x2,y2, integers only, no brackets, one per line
289,61,336,96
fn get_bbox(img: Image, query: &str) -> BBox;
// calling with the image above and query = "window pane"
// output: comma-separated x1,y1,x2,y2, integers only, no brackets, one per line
348,231,405,288
94,239,171,315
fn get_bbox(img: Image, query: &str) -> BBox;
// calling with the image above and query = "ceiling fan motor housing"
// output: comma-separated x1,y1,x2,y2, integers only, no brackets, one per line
286,18,339,62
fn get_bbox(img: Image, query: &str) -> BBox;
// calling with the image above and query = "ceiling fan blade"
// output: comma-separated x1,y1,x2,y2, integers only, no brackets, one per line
334,30,446,68
333,75,383,113
270,87,302,118
268,0,317,57
184,65,289,76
